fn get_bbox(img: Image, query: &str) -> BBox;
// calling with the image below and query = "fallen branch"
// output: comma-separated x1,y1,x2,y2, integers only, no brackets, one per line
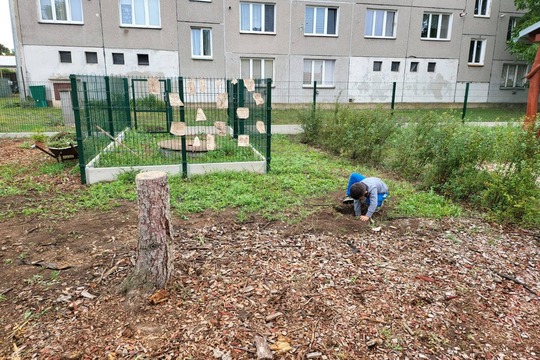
96,126,138,155
1,288,13,295
490,268,538,296
19,259,72,270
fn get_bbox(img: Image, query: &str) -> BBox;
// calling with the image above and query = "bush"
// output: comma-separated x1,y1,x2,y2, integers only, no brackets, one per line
480,130,540,227
299,103,398,166
298,107,322,144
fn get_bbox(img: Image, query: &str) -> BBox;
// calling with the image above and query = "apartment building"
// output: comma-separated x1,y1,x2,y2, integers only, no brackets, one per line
8,0,529,105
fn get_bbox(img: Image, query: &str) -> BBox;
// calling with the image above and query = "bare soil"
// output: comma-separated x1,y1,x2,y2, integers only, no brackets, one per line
0,139,539,360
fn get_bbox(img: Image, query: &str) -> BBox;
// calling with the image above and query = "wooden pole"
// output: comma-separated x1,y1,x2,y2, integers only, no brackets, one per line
122,171,174,293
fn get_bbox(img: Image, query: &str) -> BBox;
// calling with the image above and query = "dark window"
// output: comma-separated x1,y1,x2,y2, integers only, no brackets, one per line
410,62,419,72
138,54,149,66
427,62,436,72
59,51,72,63
373,61,382,71
112,53,125,65
85,52,98,64
391,61,400,72
507,17,518,41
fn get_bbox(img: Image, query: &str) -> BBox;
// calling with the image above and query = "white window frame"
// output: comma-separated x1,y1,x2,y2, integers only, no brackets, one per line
421,13,452,40
303,59,335,88
304,6,338,36
241,58,274,80
468,39,486,66
39,0,83,23
364,9,396,38
501,64,528,89
120,0,161,28
240,2,275,34
191,28,213,59
474,0,491,17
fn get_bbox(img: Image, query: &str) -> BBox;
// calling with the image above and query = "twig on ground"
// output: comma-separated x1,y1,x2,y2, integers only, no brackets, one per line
490,268,538,296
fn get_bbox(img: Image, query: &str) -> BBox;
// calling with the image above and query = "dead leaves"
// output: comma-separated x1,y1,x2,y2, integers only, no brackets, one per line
269,335,292,355
148,289,169,305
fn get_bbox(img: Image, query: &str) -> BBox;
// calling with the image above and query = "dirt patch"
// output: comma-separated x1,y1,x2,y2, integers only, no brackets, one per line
0,139,539,359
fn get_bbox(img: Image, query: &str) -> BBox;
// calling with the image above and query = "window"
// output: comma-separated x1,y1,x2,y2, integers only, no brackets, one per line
427,62,436,72
112,53,125,65
468,39,486,65
241,58,274,79
191,28,212,58
365,9,396,38
304,6,338,36
421,13,451,40
373,61,382,71
59,51,72,63
303,59,335,86
391,62,400,72
410,62,419,72
120,0,160,27
40,0,83,23
137,54,149,65
507,17,519,41
85,52,98,64
240,2,275,33
474,0,490,17
501,64,528,89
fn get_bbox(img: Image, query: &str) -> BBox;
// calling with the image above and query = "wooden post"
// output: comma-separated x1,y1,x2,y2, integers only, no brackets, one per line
122,171,174,293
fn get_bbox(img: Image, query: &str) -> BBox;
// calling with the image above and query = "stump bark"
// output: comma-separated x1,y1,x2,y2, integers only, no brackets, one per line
122,171,174,293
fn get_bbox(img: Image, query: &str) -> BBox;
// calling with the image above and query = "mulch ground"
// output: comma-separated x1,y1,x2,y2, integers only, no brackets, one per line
0,138,539,359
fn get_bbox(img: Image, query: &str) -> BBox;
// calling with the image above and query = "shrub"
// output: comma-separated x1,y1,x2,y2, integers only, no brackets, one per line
301,103,398,166
298,106,323,144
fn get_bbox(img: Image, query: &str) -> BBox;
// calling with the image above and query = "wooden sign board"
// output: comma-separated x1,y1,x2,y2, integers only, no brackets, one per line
170,122,186,136
237,107,249,119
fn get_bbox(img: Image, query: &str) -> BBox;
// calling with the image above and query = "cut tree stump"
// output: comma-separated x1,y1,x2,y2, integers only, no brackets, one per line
122,171,174,294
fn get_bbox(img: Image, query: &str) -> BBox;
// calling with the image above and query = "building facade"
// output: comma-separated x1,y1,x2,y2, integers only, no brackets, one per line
8,0,530,105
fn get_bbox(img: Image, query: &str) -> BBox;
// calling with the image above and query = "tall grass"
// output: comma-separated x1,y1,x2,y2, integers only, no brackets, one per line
300,107,540,228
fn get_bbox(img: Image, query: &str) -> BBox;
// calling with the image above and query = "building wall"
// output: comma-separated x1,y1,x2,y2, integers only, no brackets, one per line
9,0,531,104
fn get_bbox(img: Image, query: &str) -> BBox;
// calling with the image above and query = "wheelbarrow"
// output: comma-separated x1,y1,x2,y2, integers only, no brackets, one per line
32,143,79,162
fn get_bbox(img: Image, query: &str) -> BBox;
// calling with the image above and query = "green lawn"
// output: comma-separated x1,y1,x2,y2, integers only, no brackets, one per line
0,94,527,131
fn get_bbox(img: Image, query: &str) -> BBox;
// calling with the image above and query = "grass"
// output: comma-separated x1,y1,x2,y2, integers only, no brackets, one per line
0,95,69,133
91,129,263,167
0,135,462,223
271,104,527,125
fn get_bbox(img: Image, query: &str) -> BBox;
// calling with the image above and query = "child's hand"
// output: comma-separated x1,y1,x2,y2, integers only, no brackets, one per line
359,215,370,222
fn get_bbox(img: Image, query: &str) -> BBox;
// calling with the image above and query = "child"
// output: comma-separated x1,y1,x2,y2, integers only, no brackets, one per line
346,174,389,222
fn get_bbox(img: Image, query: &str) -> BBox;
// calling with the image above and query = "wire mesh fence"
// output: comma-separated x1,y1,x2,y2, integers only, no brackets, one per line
1,78,527,133
68,75,272,182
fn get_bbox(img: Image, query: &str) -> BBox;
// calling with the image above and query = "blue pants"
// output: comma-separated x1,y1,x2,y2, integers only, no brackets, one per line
346,172,365,196
366,192,389,207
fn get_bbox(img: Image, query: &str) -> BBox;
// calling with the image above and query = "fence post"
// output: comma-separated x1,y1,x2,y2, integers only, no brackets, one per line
238,79,245,135
391,81,397,115
178,77,187,178
123,78,131,128
165,78,172,132
104,76,115,137
462,82,470,123
312,81,317,121
266,78,272,173
70,74,87,185
82,82,91,137
131,79,138,130
231,80,239,138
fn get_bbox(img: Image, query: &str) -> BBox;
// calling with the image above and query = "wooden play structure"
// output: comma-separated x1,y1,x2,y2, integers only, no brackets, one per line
517,21,540,136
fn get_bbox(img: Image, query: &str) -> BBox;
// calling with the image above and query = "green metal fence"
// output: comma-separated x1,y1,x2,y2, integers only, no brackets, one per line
70,75,272,184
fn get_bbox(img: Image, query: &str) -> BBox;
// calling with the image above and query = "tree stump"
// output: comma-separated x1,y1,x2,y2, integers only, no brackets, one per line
122,171,174,294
